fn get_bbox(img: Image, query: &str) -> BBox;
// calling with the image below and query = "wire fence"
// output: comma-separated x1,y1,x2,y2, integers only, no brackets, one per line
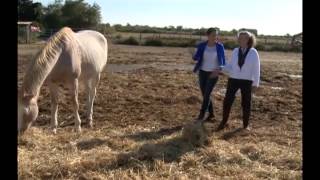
18,27,291,44
17,27,301,52
18,27,206,46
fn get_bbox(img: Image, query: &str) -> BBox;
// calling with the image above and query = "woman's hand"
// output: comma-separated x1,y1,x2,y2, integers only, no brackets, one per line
218,70,225,75
209,69,221,78
252,86,258,93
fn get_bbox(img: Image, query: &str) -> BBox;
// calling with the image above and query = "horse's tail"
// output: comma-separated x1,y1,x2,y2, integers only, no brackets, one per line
102,34,108,71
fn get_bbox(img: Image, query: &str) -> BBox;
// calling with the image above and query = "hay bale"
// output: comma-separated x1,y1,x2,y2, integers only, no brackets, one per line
184,95,201,104
181,121,209,147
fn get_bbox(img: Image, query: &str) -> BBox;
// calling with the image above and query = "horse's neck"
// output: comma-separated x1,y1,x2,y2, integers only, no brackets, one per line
22,49,62,96
21,27,77,97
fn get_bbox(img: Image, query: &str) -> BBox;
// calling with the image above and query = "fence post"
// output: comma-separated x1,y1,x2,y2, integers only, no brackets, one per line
26,25,30,44
139,32,142,45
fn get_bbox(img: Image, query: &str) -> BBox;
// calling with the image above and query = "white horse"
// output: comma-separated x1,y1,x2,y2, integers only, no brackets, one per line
18,27,108,134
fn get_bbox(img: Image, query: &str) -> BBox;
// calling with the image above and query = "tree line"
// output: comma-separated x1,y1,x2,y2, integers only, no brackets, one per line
19,0,291,38
18,0,101,29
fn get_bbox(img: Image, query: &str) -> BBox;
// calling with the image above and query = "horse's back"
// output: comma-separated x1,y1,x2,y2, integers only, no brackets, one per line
75,30,108,80
76,30,107,51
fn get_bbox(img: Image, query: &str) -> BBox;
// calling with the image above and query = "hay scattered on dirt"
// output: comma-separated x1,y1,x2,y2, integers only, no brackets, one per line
18,44,302,179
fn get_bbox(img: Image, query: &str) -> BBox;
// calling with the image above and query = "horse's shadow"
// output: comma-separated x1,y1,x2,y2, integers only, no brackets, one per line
121,125,183,141
72,125,185,155
76,138,107,150
74,122,261,171
118,135,195,163
103,124,203,171
112,122,252,171
107,137,197,171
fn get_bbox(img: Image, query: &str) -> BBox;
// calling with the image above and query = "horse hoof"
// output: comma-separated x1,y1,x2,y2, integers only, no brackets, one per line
52,128,57,134
89,121,93,128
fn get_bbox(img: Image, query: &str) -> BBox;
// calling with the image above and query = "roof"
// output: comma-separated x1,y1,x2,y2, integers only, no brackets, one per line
17,21,33,25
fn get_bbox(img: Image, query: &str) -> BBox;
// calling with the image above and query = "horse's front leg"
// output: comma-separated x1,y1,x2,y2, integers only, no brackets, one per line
49,82,59,134
70,79,81,133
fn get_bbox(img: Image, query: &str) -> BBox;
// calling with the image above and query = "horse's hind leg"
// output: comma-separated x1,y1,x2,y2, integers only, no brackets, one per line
70,78,81,132
85,80,92,127
49,82,59,134
86,74,100,128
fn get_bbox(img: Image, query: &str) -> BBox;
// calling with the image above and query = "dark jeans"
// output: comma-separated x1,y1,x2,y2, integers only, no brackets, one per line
220,78,253,128
198,70,219,117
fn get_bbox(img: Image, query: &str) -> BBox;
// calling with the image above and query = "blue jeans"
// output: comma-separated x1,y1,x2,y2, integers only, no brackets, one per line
198,70,219,116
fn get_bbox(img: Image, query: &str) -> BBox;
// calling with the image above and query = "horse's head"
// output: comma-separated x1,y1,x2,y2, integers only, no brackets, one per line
18,91,39,135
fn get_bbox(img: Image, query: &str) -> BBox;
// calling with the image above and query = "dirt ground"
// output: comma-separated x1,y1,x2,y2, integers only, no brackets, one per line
18,43,302,179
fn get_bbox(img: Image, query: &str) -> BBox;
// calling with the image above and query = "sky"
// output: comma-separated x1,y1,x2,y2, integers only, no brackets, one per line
34,0,302,36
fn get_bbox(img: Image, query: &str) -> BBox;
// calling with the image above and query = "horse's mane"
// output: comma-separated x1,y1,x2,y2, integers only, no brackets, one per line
36,27,74,66
21,27,76,96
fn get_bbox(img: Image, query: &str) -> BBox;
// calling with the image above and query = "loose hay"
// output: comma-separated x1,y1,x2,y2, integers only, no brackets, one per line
18,44,302,179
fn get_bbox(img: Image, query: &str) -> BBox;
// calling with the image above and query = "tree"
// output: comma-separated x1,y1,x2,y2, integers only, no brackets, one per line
231,29,238,35
125,23,133,32
176,26,183,31
113,24,123,31
97,23,115,34
42,0,101,29
18,0,44,22
32,2,43,22
42,0,63,29
61,0,101,28
87,2,101,27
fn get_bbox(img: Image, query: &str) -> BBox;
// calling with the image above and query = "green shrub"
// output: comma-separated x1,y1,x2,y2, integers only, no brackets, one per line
115,34,122,39
163,39,197,47
223,40,238,49
144,39,163,46
269,44,289,52
255,44,266,51
120,36,139,45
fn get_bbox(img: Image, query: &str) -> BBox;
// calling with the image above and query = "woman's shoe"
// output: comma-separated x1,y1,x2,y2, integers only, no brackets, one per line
194,112,205,122
204,113,215,123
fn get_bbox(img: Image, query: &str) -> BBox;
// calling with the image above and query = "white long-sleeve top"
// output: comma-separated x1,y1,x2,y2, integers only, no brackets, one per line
222,47,260,87
200,45,219,71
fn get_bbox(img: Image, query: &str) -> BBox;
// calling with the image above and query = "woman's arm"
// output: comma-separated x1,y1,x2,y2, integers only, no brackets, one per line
251,50,260,87
220,44,226,68
221,49,236,75
192,44,202,61
221,61,232,75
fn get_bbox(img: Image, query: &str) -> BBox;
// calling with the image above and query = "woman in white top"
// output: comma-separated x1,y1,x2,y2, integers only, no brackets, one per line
217,31,260,131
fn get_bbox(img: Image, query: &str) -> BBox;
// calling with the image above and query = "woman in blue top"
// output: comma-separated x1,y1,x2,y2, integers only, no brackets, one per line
191,28,226,122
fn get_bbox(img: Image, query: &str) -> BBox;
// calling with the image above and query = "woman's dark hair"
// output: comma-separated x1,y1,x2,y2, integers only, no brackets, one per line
206,28,218,35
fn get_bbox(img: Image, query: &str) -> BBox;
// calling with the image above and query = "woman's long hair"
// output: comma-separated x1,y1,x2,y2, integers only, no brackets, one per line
238,31,256,48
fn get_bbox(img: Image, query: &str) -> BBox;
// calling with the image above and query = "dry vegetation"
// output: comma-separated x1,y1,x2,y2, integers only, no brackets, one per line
18,43,302,179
